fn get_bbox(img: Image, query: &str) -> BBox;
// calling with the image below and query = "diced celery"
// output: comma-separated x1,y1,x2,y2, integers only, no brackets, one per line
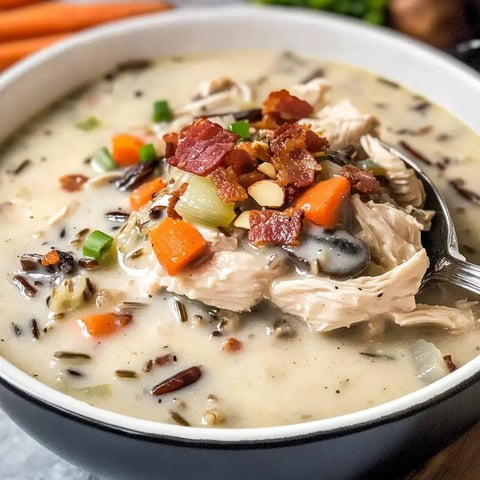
174,175,236,228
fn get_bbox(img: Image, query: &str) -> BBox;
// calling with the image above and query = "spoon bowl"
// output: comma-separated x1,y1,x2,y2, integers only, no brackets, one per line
381,142,480,295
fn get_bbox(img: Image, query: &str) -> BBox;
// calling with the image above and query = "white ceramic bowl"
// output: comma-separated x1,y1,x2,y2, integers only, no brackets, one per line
0,6,479,480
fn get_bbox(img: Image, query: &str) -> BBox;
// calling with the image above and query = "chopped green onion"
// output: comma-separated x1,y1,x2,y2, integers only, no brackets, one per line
83,230,114,260
139,143,157,163
75,117,101,131
152,100,173,123
91,147,117,172
228,120,250,140
174,175,236,228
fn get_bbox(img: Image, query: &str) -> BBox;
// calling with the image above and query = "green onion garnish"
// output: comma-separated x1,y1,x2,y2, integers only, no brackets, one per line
91,147,117,172
139,143,157,163
227,120,250,140
152,100,173,123
75,117,101,131
83,230,113,260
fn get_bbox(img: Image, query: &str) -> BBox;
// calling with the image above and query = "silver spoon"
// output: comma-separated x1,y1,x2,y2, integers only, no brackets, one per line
380,142,480,295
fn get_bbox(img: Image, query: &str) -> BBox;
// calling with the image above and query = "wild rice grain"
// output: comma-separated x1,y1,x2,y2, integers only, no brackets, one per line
31,319,40,340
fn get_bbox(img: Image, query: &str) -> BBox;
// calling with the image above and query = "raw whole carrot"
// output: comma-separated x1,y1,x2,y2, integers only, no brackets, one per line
129,177,166,211
149,217,207,276
78,313,132,337
0,0,44,10
0,34,67,71
295,175,351,229
112,133,144,167
0,2,172,41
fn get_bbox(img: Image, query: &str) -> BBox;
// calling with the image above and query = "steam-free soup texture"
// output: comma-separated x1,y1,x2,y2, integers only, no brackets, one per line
0,51,479,428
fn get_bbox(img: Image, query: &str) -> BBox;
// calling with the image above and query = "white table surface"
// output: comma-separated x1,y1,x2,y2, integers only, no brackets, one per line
0,1,239,478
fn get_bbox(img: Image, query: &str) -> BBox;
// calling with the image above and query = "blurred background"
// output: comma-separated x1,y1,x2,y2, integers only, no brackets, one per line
1,0,480,73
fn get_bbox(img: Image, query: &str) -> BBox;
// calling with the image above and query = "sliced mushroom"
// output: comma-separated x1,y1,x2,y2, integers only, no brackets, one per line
283,227,370,277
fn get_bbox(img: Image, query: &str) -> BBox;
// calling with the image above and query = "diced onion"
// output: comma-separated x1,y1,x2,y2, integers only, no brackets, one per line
409,339,449,384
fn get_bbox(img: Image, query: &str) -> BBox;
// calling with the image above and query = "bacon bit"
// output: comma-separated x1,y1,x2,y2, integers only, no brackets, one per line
340,165,382,194
59,174,89,192
155,353,174,366
252,113,282,130
248,208,303,247
274,148,318,188
167,183,188,220
238,170,266,189
284,184,307,207
443,354,457,373
168,119,239,176
222,337,243,352
41,250,60,267
150,366,202,396
262,89,313,122
271,123,328,156
237,141,271,163
224,148,257,175
210,166,248,202
163,132,179,158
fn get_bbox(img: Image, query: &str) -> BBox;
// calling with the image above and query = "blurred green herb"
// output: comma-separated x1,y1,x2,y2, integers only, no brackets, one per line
252,0,387,24
75,116,101,131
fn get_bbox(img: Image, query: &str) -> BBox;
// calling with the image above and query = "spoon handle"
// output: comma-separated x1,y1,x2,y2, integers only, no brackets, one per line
426,255,480,296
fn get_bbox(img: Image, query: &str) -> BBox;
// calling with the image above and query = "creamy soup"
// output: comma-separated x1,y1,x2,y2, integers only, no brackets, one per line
0,51,479,428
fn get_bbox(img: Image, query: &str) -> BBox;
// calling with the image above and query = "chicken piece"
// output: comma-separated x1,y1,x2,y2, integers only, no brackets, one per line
300,100,379,150
352,195,422,270
360,134,426,208
176,77,252,116
147,250,284,312
289,78,331,112
392,303,475,329
269,249,429,332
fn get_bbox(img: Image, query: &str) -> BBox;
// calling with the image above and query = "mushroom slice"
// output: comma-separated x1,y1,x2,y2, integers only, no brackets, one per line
284,228,370,277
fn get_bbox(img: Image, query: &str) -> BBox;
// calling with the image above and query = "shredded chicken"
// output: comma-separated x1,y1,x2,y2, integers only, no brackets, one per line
289,78,331,112
360,134,426,208
392,303,475,329
147,249,284,312
176,77,252,116
269,249,429,332
352,195,422,270
300,100,379,149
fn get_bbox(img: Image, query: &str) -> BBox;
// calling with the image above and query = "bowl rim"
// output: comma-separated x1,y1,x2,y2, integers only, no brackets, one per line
1,4,479,444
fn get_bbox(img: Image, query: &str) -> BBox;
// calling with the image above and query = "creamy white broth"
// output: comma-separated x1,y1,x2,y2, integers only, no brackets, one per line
0,50,479,428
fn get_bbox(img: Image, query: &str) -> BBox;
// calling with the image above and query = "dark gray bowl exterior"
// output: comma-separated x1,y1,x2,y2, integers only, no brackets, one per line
2,372,480,480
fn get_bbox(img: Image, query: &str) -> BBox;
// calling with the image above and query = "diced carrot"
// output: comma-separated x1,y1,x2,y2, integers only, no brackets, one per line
149,217,207,276
295,176,351,229
129,177,166,211
41,250,60,266
0,2,172,41
112,133,144,167
78,313,132,337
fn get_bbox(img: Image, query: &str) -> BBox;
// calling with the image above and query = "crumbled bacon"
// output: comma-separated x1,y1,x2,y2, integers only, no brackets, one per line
271,123,328,156
167,183,188,220
238,170,266,189
262,89,314,122
443,355,457,373
163,132,179,158
59,174,89,192
210,166,248,202
274,148,318,188
248,208,303,247
224,148,257,176
340,164,381,194
284,184,306,207
236,141,271,163
168,119,239,176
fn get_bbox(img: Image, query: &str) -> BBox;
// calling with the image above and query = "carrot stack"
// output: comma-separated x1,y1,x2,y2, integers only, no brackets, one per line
0,1,172,71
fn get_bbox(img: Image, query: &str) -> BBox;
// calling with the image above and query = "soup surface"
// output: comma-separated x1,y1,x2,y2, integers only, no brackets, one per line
0,51,479,428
